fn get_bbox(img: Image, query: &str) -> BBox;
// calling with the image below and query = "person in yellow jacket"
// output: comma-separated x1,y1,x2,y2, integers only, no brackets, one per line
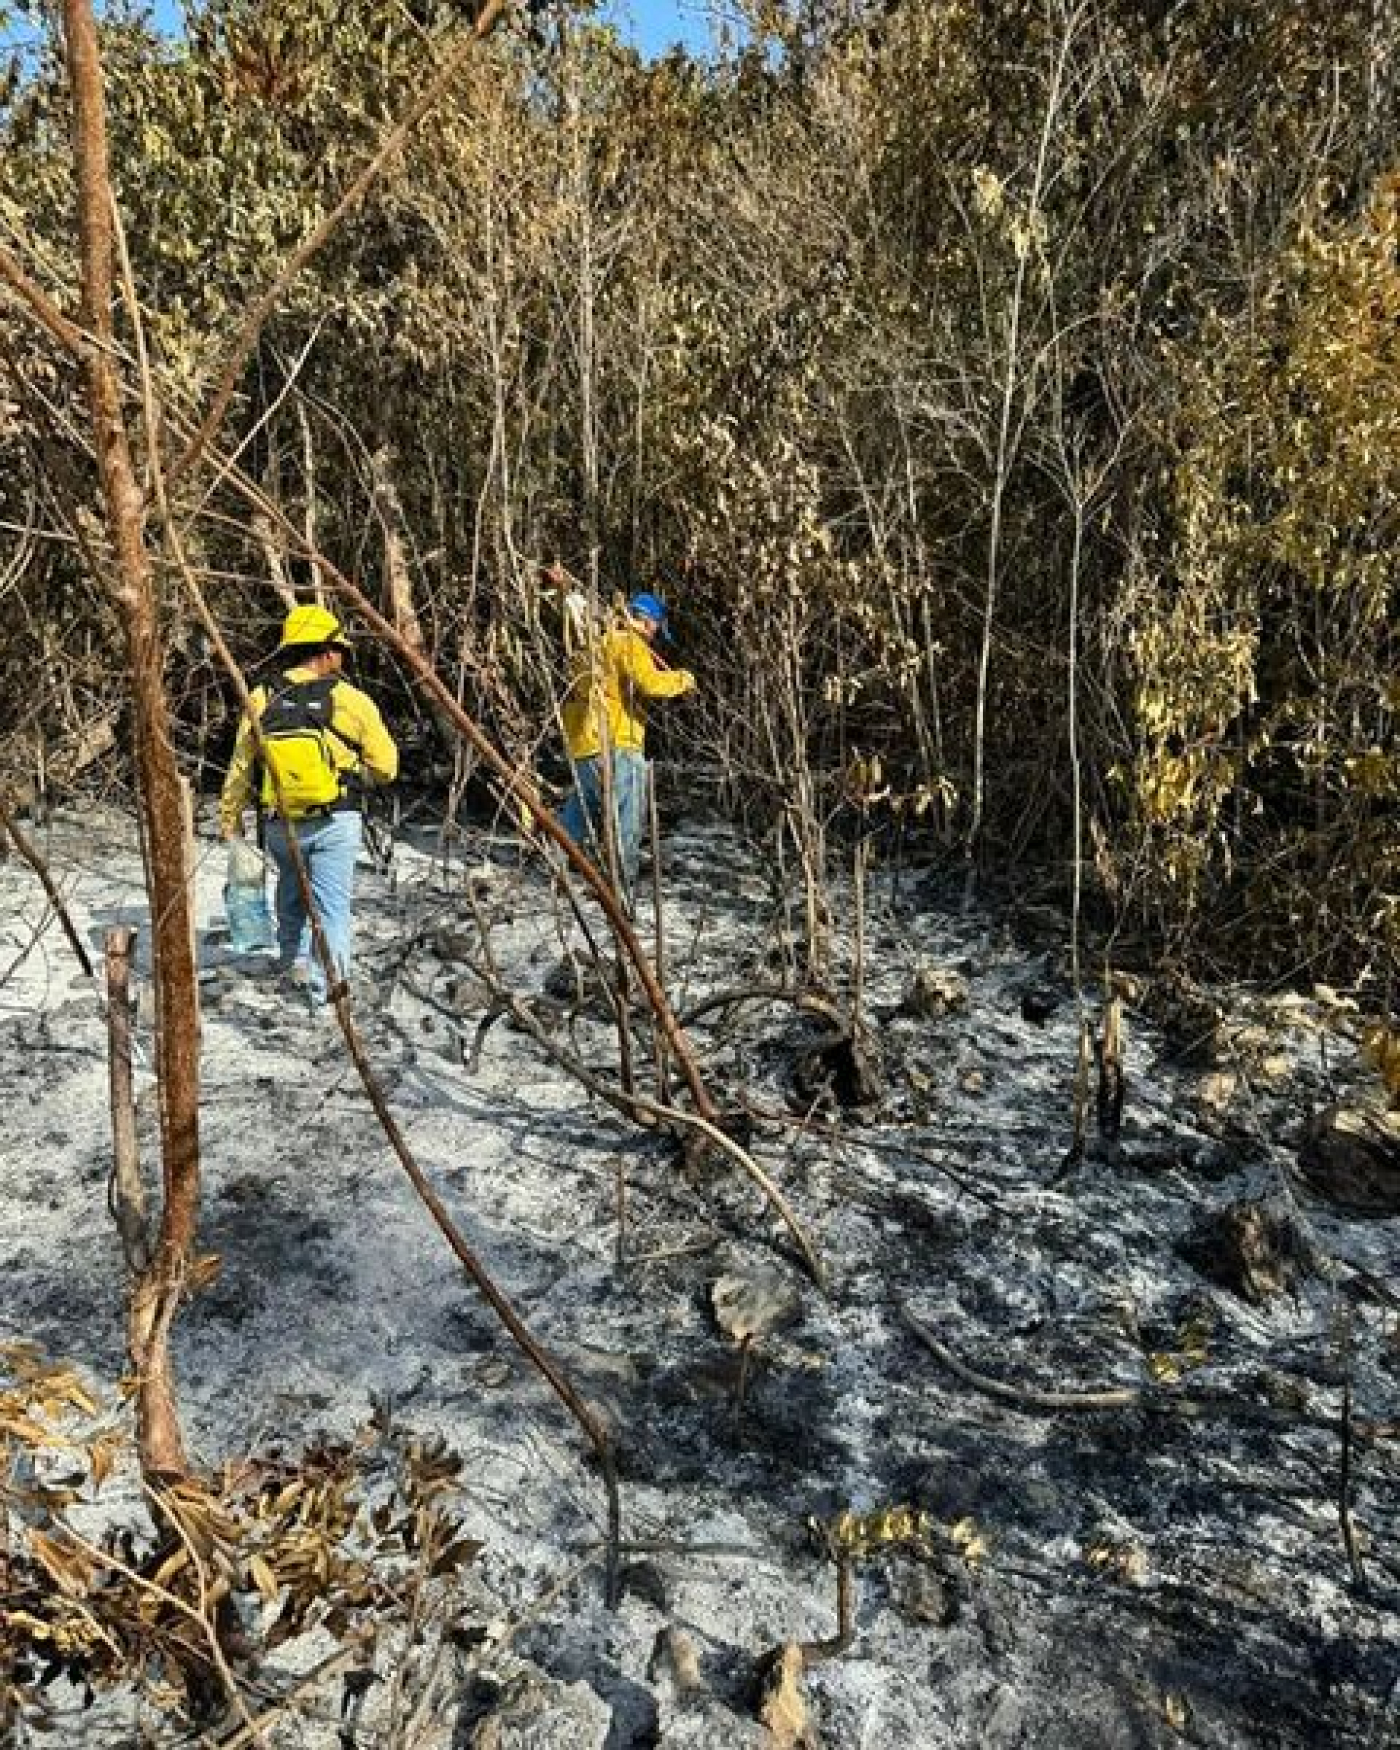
559,590,695,904
219,604,398,1006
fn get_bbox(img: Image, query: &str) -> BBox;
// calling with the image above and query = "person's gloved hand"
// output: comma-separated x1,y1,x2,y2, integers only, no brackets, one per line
563,590,590,636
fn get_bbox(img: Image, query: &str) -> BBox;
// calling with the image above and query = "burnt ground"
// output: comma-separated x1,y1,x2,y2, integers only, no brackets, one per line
1,803,1398,1747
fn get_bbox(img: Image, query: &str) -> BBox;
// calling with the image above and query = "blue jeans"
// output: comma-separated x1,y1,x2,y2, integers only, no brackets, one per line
560,751,647,904
264,810,363,1004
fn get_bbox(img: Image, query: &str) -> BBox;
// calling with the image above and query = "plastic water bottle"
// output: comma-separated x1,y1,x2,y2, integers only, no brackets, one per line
224,840,274,954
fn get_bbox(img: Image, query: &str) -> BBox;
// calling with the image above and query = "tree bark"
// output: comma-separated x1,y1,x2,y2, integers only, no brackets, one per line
251,508,297,609
104,927,150,1273
372,443,427,650
62,0,201,1480
371,443,456,752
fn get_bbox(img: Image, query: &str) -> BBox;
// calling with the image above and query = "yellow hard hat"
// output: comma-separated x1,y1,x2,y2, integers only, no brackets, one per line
277,604,347,649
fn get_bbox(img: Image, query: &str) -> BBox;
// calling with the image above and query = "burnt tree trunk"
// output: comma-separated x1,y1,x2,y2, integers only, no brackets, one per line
63,0,202,1480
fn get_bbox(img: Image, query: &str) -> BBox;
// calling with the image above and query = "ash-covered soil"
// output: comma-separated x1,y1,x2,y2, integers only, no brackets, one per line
1,803,1397,1748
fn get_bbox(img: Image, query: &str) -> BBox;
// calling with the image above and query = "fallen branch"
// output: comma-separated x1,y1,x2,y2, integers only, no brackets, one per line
679,984,854,1035
1335,1312,1368,1593
0,795,95,978
900,1304,1140,1411
206,1644,363,1750
596,1538,774,1562
468,975,824,1288
268,985,628,1606
904,1307,1400,1440
627,1237,720,1267
744,1099,1001,1212
0,891,72,994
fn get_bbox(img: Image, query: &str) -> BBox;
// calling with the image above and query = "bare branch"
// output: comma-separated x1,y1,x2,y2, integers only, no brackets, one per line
901,1304,1139,1411
0,242,90,356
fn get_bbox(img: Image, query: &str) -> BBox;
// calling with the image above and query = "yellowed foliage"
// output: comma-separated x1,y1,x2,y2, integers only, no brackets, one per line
1362,1026,1400,1102
824,1502,932,1557
1084,1538,1148,1583
28,1529,98,1598
949,1515,989,1568
248,1552,281,1603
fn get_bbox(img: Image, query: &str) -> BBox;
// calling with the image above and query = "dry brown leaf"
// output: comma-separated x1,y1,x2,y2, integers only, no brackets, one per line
88,1432,122,1489
249,1553,280,1602
28,1529,94,1596
187,1252,224,1291
150,1545,191,1591
711,1269,802,1346
0,1409,58,1446
758,1642,813,1748
1363,1025,1400,1101
38,1368,98,1417
949,1516,988,1567
1084,1538,1148,1584
431,1535,483,1577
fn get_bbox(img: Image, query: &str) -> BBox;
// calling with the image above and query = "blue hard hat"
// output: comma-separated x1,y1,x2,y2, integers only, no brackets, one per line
627,591,671,636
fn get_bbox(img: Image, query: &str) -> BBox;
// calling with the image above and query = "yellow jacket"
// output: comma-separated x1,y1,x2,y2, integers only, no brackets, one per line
560,622,694,761
219,667,398,833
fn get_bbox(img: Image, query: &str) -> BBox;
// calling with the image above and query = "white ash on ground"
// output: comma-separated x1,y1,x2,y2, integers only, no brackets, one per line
1,804,1397,1747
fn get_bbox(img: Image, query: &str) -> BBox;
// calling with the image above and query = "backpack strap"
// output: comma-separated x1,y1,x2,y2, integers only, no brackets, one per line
322,681,367,801
255,674,359,817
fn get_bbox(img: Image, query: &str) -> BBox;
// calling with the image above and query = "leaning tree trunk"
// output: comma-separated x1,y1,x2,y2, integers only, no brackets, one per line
63,0,202,1480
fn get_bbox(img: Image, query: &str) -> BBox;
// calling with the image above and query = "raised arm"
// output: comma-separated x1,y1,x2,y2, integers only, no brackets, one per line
614,629,695,701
